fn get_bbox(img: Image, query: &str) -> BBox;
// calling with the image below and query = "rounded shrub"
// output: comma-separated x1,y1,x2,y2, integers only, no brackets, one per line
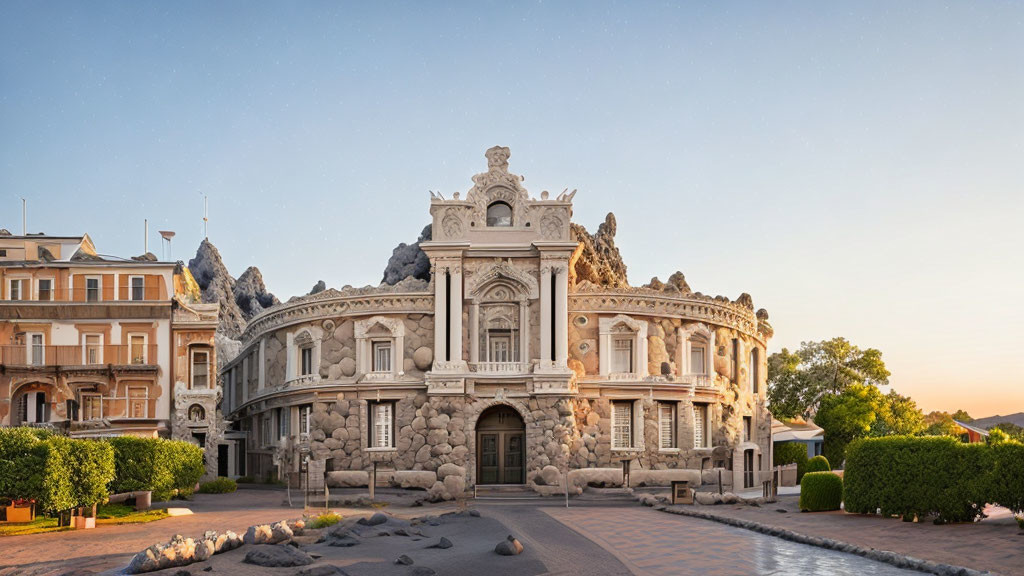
805,455,831,474
800,472,843,512
198,477,237,494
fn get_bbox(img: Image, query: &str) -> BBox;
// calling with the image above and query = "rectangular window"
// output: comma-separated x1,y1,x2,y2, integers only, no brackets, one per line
0,249,6,257
192,349,209,388
8,279,27,301
129,334,146,364
86,277,101,302
750,348,760,393
299,404,312,435
732,338,740,384
300,347,313,376
82,394,102,420
369,401,395,449
128,387,147,418
693,404,708,448
29,333,45,365
611,400,634,449
611,337,633,373
84,334,102,364
659,402,676,449
690,345,706,374
372,341,392,372
130,276,145,301
37,279,53,301
743,416,753,443
261,415,272,446
277,407,289,439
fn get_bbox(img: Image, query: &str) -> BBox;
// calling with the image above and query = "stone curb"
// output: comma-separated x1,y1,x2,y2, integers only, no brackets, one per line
640,498,996,576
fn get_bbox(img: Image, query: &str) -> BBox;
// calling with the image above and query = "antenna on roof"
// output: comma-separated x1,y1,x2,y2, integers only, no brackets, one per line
203,195,208,239
159,230,175,261
144,219,149,255
21,198,26,235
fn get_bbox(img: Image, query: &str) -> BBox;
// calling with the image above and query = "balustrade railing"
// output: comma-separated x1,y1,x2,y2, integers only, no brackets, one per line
2,285,166,303
0,344,159,367
471,361,529,374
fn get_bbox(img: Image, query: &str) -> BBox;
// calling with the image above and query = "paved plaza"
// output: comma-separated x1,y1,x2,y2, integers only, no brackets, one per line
0,489,1004,576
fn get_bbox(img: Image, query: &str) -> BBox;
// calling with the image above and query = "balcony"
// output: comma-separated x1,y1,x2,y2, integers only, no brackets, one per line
471,361,530,374
0,344,159,368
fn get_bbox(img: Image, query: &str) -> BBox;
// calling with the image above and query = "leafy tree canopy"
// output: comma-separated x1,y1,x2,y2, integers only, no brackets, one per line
767,337,890,419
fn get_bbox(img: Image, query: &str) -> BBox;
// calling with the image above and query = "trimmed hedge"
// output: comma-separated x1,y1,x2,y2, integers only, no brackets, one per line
773,442,809,482
988,442,1024,515
110,437,204,501
844,436,994,523
800,471,843,512
0,428,114,513
198,477,237,494
805,455,831,474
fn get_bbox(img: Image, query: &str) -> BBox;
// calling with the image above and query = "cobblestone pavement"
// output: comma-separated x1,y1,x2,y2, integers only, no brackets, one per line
544,506,922,576
653,494,1022,576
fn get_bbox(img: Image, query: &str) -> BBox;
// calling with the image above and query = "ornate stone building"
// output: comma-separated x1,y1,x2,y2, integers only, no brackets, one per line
221,147,773,497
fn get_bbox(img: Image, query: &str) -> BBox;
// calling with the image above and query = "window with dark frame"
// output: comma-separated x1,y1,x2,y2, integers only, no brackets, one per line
611,400,634,449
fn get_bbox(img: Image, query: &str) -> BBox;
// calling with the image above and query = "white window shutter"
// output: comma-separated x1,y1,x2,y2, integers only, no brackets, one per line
659,403,675,449
694,404,706,448
612,401,632,449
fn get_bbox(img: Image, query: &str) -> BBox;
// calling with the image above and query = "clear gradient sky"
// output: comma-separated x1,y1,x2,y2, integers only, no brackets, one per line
2,2,1021,417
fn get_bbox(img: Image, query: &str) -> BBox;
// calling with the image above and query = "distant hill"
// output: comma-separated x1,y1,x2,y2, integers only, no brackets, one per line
971,412,1024,430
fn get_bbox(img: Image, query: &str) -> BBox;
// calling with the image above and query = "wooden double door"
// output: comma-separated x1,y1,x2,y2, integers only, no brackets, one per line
476,406,525,485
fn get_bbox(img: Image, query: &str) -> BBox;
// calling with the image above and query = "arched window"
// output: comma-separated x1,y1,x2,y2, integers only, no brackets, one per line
486,201,513,227
188,404,206,422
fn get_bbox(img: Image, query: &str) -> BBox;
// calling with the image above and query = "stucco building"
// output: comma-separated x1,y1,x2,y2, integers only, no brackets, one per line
0,231,227,477
221,147,773,497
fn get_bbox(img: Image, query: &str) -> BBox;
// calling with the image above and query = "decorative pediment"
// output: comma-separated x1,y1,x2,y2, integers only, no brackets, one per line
468,259,539,300
599,314,646,335
354,315,405,339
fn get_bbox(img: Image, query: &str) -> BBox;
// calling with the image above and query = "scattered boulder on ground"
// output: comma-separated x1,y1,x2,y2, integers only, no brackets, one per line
125,532,226,574
244,521,294,545
427,537,453,549
396,554,414,565
495,535,525,556
411,568,437,576
469,510,481,518
721,492,740,505
357,512,388,526
243,545,314,568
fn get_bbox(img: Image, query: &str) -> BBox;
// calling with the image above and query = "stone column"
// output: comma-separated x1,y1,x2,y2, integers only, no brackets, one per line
469,302,479,364
519,299,528,367
433,266,448,365
540,265,552,363
554,264,568,366
450,266,463,363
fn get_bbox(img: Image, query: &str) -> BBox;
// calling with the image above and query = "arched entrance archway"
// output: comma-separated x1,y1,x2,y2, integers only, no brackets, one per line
476,405,525,485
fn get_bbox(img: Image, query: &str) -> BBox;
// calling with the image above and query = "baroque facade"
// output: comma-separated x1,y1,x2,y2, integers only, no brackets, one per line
0,231,227,478
221,147,773,497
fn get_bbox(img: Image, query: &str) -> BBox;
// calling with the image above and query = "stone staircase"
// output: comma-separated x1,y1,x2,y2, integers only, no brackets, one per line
473,484,543,500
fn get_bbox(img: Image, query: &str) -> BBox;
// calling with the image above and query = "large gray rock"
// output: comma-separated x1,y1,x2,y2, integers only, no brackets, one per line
495,535,524,556
357,512,388,526
243,545,314,567
296,566,351,576
234,266,280,319
382,224,432,285
187,239,247,338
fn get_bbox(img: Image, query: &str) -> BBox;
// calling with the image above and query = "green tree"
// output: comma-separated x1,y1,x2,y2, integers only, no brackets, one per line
990,422,1024,442
951,410,973,423
871,390,926,436
924,411,959,437
767,337,890,419
813,384,882,467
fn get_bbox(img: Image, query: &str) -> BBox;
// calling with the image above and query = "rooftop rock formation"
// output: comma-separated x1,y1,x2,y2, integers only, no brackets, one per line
188,239,279,339
571,213,628,287
234,266,281,319
308,280,327,295
382,224,432,285
643,271,692,294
